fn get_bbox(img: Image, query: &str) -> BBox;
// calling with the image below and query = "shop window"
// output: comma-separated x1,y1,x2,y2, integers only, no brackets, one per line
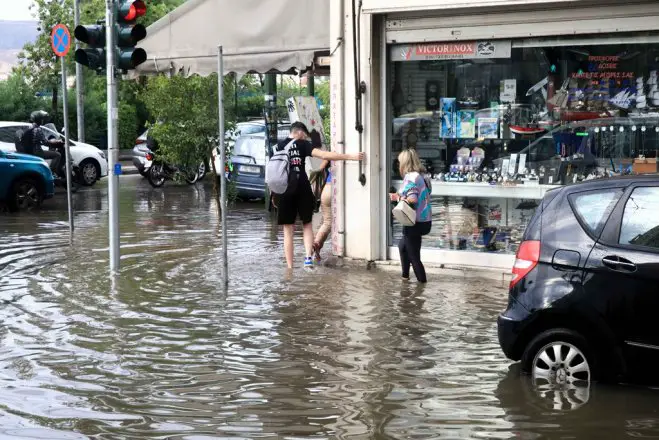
388,37,659,253
619,187,659,249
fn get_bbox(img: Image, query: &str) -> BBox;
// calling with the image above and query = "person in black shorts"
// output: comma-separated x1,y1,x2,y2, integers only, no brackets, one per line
275,122,365,269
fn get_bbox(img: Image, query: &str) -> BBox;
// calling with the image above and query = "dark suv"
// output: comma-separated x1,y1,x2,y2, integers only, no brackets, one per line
498,175,659,385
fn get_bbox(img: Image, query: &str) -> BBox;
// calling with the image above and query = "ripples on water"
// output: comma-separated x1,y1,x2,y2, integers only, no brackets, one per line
0,178,658,439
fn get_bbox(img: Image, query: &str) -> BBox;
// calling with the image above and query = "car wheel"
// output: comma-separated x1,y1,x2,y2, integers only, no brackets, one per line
522,328,595,386
9,177,43,211
79,159,100,186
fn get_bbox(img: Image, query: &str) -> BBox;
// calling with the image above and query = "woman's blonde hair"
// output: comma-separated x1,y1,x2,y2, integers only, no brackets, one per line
398,149,425,177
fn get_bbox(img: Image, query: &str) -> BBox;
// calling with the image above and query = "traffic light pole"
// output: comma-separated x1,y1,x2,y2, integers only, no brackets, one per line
74,0,85,142
106,0,120,272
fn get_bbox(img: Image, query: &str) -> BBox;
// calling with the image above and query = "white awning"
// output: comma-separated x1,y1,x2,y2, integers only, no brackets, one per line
135,0,330,76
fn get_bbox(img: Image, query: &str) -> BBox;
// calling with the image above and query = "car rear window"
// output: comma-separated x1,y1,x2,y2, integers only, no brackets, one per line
568,189,622,237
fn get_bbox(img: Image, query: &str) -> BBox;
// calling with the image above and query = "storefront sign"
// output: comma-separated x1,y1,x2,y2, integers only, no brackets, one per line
391,40,511,61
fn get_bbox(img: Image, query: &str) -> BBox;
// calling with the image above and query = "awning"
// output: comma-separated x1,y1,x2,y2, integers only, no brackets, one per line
134,0,329,76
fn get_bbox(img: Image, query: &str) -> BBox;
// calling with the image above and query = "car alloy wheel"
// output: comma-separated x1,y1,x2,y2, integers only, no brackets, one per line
15,180,41,210
532,341,591,385
80,160,99,185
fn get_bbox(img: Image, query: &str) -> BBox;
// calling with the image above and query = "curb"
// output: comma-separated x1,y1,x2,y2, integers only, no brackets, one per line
321,256,512,286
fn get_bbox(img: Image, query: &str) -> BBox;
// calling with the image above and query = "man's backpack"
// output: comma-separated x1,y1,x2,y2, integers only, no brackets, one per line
265,139,295,195
15,128,35,154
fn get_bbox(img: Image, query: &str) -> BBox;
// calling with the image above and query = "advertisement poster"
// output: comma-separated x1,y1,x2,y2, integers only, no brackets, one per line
477,117,498,139
499,79,517,103
286,96,325,145
440,98,457,138
457,110,476,138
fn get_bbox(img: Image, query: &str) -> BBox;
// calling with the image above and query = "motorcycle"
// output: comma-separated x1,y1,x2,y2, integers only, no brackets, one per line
144,152,202,188
46,142,80,193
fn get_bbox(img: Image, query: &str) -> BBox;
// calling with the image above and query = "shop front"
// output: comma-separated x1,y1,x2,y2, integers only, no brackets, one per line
332,0,659,270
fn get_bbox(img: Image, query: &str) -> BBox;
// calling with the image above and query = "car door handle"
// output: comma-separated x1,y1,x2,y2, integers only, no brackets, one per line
602,256,637,272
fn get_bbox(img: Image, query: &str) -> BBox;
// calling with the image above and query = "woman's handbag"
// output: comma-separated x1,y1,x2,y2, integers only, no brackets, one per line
392,200,416,226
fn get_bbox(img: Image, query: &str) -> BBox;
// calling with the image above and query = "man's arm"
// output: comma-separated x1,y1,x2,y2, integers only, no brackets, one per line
311,149,365,162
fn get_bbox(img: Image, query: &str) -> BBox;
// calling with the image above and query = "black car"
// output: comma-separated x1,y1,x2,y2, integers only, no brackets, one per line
498,175,659,385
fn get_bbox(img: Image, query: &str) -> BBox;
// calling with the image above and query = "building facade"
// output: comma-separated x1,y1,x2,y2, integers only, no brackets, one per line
330,0,659,270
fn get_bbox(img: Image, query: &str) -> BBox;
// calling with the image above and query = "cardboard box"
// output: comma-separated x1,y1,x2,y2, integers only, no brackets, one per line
633,158,657,175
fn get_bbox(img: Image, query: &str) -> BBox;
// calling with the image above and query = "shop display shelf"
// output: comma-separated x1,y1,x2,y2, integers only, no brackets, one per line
391,180,560,200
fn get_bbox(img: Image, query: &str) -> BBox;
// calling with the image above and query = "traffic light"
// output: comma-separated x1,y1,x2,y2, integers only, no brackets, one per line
116,0,147,71
74,23,106,71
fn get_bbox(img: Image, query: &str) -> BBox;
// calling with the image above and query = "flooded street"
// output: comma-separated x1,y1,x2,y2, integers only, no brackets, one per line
1,176,658,439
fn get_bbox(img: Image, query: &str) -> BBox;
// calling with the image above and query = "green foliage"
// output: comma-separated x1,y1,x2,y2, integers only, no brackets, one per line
0,75,42,121
143,74,235,168
315,79,331,146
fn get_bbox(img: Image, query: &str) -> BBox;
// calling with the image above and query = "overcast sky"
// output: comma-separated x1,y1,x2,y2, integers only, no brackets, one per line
0,0,34,21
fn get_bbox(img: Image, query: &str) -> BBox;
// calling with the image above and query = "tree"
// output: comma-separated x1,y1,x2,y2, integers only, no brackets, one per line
16,0,74,115
142,74,236,169
13,0,185,147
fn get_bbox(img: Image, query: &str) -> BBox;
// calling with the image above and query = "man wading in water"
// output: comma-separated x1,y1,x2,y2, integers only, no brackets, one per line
275,122,364,269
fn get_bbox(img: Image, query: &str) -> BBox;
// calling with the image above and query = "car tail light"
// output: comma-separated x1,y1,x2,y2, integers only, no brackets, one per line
145,152,153,161
510,240,540,289
136,138,146,145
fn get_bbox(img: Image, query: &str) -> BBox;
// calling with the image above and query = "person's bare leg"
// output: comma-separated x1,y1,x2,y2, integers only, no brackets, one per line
283,224,295,269
302,222,314,259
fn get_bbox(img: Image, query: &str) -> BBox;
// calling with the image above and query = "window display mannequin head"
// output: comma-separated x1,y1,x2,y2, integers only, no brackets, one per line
398,149,426,178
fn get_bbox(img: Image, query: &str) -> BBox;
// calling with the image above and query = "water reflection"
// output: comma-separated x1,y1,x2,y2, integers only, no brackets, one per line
496,364,659,438
0,176,657,438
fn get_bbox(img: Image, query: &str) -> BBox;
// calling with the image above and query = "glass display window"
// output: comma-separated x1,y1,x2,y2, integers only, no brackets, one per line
388,36,659,254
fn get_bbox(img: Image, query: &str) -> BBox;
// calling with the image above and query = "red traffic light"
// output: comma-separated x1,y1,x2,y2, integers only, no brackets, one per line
118,1,147,22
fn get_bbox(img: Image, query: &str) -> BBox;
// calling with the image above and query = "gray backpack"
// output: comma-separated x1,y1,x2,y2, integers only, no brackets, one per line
265,140,295,195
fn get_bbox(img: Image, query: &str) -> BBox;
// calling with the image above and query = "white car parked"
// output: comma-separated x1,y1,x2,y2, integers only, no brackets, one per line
0,121,108,186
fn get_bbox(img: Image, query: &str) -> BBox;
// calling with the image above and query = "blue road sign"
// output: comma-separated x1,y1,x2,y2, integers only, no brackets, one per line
51,24,71,57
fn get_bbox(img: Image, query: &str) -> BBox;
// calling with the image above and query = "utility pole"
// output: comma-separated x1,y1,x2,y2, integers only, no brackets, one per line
106,0,120,272
264,74,277,211
307,66,315,97
74,0,85,142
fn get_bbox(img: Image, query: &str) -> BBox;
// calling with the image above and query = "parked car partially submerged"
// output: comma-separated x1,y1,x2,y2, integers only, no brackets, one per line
0,148,54,211
498,174,659,386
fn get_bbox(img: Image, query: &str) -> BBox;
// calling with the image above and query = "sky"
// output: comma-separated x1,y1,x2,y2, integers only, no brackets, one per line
0,0,34,21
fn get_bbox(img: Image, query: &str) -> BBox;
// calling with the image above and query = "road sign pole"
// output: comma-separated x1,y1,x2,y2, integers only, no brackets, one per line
217,45,228,285
61,57,74,234
106,0,120,272
51,24,74,234
74,0,85,142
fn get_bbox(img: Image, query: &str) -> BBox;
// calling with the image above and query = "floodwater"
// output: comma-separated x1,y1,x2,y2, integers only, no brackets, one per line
1,176,658,439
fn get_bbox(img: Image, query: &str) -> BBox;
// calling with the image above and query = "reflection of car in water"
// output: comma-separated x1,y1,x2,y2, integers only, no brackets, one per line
495,364,659,438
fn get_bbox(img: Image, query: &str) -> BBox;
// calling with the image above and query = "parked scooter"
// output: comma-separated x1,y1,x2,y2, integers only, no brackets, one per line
144,152,202,188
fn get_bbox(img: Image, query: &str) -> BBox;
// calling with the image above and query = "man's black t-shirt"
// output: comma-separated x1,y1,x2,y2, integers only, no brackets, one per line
276,138,317,191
